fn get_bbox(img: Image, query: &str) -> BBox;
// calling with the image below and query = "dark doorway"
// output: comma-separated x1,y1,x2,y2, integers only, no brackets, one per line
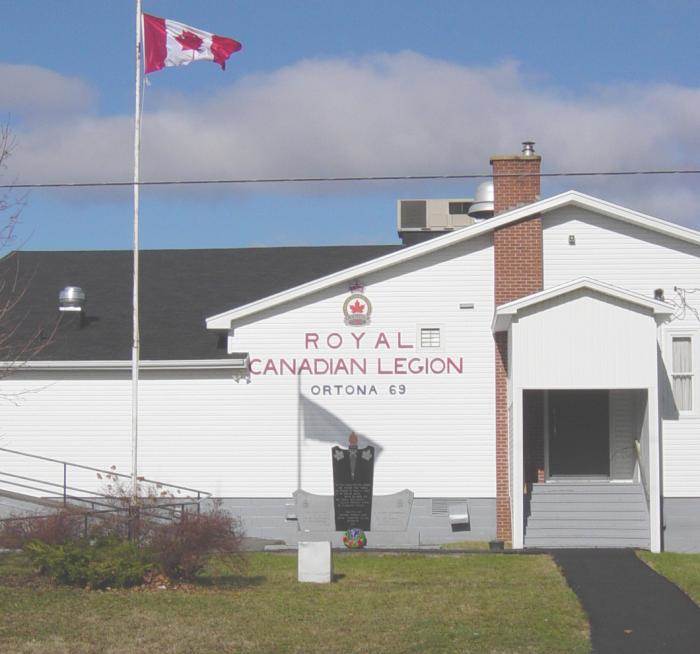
548,390,609,477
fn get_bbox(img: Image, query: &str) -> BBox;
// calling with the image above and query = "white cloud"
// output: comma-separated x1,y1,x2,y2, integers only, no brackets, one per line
0,64,95,118
5,53,700,227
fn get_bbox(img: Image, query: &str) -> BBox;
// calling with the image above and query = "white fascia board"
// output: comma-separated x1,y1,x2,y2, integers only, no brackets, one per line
491,277,674,332
206,190,700,330
1,358,249,371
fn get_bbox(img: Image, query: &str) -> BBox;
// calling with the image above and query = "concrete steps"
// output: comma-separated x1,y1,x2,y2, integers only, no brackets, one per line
532,481,640,498
525,519,648,530
524,482,650,549
527,537,650,548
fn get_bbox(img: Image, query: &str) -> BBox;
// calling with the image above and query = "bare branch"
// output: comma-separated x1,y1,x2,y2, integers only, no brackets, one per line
0,122,61,395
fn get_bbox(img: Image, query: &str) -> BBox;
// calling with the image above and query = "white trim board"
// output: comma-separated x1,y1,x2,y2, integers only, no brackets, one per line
491,277,674,332
0,358,249,372
206,191,700,329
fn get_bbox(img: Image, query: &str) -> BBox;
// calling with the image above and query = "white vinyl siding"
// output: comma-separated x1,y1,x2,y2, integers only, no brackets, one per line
512,290,658,390
609,389,642,481
226,235,496,498
672,337,693,412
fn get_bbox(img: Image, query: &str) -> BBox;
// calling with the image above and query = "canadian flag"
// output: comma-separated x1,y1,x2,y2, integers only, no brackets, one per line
142,14,242,74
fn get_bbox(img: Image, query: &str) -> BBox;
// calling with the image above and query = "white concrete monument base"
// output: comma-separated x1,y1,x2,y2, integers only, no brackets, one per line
298,541,332,583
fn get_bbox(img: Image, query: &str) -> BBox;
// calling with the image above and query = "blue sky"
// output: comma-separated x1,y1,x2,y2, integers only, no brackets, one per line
1,0,699,250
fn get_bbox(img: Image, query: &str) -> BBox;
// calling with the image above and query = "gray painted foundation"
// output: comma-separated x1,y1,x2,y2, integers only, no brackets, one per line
217,497,497,548
663,498,700,553
0,494,496,548
2,493,697,552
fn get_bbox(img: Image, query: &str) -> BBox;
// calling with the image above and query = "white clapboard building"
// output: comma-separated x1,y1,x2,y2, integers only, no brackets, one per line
0,143,699,551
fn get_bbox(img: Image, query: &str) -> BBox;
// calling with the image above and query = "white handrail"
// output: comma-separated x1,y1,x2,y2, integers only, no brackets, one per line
634,440,650,506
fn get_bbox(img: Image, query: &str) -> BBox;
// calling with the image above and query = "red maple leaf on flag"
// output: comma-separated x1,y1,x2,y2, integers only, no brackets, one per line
349,299,365,314
175,30,204,52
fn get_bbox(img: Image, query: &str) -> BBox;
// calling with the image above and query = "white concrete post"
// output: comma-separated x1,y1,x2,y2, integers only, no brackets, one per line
648,385,662,552
512,386,524,549
298,541,333,583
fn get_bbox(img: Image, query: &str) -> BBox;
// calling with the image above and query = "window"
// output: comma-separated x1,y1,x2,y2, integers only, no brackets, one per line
420,327,441,348
672,336,693,411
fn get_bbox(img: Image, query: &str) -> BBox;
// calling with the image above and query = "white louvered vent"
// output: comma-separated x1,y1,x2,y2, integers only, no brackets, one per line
431,498,464,516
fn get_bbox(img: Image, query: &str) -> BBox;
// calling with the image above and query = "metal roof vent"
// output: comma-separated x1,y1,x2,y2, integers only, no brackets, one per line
467,181,494,220
59,286,86,312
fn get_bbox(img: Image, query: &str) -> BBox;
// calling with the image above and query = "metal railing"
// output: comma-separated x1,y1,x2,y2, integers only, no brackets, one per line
0,446,212,528
0,446,210,498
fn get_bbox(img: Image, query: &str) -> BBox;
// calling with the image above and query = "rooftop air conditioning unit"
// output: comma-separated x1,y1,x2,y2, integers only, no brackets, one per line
397,198,474,234
396,198,475,245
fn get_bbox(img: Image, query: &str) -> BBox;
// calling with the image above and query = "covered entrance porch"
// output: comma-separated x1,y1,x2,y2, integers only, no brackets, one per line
492,278,673,551
522,388,650,547
525,388,648,483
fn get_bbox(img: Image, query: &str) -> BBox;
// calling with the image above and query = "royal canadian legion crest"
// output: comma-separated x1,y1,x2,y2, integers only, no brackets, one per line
343,281,372,326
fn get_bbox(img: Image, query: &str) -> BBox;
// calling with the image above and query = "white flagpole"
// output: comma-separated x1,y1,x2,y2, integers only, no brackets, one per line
131,0,143,497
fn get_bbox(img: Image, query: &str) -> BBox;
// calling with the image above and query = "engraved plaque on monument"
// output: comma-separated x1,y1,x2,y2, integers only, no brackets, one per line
332,432,374,531
370,489,414,532
293,490,334,532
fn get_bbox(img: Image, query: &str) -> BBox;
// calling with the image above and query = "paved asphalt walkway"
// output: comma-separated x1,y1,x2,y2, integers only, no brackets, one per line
552,549,700,654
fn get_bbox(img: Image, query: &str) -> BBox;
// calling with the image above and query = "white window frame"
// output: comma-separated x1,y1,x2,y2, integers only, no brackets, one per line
417,325,445,351
665,329,698,417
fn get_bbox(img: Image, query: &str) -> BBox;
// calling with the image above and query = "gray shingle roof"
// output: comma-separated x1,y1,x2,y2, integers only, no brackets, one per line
0,246,402,361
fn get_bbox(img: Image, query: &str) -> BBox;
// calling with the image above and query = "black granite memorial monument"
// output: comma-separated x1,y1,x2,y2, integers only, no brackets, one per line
332,432,374,531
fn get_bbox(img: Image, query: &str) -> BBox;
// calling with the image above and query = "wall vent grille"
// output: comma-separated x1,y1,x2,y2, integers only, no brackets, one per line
431,498,465,516
400,200,427,229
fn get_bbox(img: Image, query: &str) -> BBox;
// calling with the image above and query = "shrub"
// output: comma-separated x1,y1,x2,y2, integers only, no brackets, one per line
0,510,84,549
148,507,243,581
25,537,152,589
4,500,244,588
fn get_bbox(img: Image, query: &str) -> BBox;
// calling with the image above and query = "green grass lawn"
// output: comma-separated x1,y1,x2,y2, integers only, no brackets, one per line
638,551,700,604
439,540,491,550
0,551,589,654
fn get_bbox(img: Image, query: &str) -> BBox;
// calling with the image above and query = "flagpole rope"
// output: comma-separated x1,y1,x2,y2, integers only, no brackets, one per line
3,169,700,190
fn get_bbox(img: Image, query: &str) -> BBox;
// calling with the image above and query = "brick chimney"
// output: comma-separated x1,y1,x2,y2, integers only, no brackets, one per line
492,141,544,543
492,141,543,305
491,140,541,216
